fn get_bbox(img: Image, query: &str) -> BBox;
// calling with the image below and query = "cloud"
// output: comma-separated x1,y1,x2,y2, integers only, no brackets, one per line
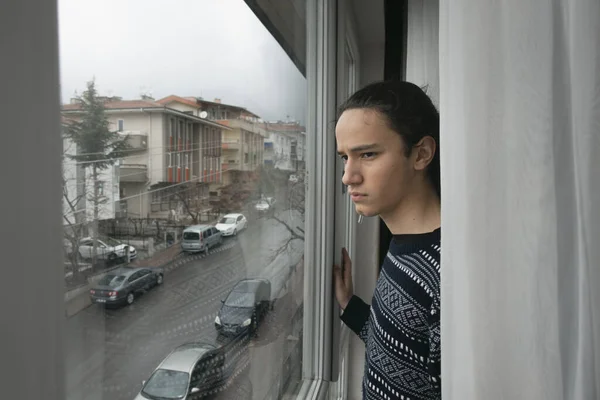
58,0,306,123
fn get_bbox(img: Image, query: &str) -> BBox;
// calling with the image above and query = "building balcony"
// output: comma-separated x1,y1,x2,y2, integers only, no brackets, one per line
222,139,240,150
119,131,148,150
222,160,240,171
216,119,269,137
119,164,148,182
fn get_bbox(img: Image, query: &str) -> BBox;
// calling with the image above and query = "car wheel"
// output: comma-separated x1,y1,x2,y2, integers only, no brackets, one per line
108,253,117,264
156,274,163,285
126,292,135,305
219,236,223,245
233,229,237,236
251,320,259,337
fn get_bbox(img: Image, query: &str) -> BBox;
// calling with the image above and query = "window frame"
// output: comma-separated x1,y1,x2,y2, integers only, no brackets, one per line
297,0,340,398
297,1,362,398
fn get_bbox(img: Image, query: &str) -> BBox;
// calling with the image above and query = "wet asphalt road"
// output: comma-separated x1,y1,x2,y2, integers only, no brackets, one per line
65,211,304,400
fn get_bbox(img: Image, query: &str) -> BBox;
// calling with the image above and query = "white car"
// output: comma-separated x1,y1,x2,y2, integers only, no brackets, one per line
289,174,299,183
75,237,137,263
215,213,247,236
254,200,270,212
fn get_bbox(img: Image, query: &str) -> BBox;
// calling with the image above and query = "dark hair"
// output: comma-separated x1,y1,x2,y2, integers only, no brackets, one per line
338,80,440,197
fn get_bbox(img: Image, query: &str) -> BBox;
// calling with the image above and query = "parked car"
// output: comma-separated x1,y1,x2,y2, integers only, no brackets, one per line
74,236,137,263
89,266,163,306
254,197,276,213
181,225,222,253
215,278,272,337
215,213,247,236
135,339,250,400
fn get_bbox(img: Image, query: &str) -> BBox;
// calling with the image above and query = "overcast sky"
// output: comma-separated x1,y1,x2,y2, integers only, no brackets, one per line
58,0,307,123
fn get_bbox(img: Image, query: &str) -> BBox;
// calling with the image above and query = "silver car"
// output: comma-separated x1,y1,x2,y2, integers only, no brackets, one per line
134,342,229,400
181,225,223,253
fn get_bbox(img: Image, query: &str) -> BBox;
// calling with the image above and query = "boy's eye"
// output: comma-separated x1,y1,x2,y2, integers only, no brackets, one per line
340,155,348,162
361,152,376,159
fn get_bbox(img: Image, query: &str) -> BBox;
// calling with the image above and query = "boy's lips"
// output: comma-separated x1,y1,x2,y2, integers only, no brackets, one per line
350,192,367,201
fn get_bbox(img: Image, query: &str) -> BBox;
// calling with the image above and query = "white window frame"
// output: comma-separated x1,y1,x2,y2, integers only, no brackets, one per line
328,3,361,398
297,0,340,398
298,1,362,398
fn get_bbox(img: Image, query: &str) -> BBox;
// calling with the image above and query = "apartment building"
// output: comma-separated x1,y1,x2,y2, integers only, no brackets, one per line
62,98,229,220
262,121,306,171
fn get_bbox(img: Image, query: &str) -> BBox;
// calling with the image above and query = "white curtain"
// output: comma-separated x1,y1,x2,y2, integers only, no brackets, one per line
405,0,440,107
439,1,600,399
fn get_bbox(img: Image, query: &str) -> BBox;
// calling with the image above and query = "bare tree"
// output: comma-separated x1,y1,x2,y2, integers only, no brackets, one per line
149,182,209,224
62,138,87,280
260,165,306,262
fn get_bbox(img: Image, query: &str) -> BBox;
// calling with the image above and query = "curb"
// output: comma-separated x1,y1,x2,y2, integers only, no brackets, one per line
64,241,235,319
64,246,183,318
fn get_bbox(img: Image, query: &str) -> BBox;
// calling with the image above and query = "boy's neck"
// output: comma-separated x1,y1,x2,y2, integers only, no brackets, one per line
381,184,440,235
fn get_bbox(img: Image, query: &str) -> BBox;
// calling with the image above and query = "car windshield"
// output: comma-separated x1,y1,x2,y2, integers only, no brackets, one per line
183,232,199,240
97,274,126,288
225,291,255,308
219,217,236,224
141,369,189,399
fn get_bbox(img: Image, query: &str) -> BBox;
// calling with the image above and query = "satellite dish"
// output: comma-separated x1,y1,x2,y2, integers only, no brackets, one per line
200,111,208,119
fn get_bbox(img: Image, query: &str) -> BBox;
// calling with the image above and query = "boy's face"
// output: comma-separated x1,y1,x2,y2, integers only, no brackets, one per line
336,108,416,218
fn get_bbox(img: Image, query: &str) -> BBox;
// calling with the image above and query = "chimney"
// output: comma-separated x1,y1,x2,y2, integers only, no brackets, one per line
214,98,221,104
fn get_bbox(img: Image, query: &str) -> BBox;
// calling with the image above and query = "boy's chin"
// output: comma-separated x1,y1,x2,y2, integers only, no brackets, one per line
355,206,378,218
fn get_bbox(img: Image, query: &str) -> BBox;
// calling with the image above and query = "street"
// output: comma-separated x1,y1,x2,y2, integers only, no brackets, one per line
65,211,304,400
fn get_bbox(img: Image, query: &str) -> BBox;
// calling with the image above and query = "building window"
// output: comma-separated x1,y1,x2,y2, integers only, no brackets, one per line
117,119,124,132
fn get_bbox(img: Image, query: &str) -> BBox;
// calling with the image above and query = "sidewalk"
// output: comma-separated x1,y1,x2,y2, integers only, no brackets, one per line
130,242,182,268
65,243,184,318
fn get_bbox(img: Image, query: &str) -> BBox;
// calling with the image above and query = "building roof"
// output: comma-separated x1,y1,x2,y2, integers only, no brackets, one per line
195,98,261,119
61,100,231,130
62,99,165,110
155,95,201,109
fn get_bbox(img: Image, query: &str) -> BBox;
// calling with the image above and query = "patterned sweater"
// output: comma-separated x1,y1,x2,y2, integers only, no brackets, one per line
341,228,441,400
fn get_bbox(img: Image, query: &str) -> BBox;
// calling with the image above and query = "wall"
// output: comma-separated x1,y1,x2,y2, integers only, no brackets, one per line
120,182,148,218
222,128,243,167
149,113,166,184
62,136,119,223
2,0,64,397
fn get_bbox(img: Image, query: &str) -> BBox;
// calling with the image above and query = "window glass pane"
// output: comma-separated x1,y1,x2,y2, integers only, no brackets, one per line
60,1,306,399
183,231,199,241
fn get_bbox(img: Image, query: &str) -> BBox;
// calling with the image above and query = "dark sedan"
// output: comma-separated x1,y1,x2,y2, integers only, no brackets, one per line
215,278,272,337
89,266,164,307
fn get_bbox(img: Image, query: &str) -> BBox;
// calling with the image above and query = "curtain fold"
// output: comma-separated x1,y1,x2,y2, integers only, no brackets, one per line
439,1,600,398
405,0,440,106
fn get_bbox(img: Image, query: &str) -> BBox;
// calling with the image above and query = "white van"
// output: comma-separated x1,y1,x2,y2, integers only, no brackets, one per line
181,225,222,254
